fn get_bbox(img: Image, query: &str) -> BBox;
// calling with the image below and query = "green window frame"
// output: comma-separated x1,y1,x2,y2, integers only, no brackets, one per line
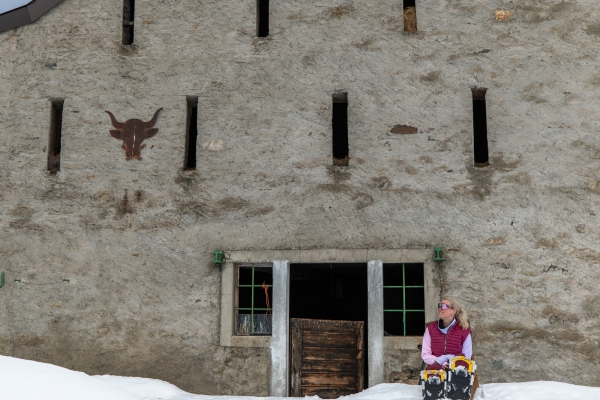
383,263,425,336
235,263,273,336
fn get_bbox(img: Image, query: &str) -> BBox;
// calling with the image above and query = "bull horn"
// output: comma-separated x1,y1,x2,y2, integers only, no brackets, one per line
105,111,124,129
143,108,163,128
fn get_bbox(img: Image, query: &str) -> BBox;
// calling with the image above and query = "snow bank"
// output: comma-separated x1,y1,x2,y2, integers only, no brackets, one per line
340,382,600,400
95,376,189,399
341,383,421,400
474,381,600,400
0,356,137,400
1,355,600,400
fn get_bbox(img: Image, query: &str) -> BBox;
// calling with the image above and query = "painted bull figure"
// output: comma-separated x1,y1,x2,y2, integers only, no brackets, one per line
105,108,163,160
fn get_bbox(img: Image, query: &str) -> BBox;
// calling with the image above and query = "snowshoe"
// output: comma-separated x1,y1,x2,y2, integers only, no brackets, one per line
419,369,446,400
446,356,476,400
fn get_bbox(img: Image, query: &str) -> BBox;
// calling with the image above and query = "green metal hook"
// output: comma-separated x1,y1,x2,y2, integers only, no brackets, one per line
433,247,444,262
212,250,225,264
0,272,4,288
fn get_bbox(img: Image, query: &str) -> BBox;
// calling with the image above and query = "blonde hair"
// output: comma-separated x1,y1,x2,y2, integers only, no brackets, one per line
442,296,470,330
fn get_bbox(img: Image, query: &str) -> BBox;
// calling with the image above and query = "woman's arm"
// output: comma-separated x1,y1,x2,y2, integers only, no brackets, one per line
462,333,473,359
421,329,439,365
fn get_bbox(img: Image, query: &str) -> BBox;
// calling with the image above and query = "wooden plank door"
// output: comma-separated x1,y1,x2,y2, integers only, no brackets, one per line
290,318,364,399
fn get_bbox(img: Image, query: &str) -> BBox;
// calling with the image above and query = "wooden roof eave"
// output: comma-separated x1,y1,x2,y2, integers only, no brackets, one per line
0,0,64,34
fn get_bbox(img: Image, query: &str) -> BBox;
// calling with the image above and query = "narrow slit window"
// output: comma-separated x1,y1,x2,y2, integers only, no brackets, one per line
48,99,64,173
383,263,425,336
332,92,349,166
184,96,198,170
235,264,273,336
471,87,489,167
256,0,269,37
122,0,135,45
403,0,417,33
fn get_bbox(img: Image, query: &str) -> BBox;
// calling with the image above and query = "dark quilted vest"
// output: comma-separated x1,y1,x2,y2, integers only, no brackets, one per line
427,320,471,357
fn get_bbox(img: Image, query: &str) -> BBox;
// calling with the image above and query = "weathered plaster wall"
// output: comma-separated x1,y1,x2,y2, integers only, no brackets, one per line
1,0,600,394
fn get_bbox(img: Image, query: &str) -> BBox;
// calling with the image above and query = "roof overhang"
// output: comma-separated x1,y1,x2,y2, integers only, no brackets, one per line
0,1,34,15
0,0,64,34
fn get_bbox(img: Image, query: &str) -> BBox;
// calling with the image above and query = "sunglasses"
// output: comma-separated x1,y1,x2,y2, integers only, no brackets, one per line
437,303,453,310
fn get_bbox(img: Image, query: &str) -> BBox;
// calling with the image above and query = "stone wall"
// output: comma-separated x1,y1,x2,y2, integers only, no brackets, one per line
1,0,600,394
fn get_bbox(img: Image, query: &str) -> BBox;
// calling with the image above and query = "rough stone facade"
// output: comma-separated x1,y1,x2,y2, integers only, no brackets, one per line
1,0,600,395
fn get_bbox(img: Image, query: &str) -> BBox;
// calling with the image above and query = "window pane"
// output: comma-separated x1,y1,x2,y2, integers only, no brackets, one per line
253,286,272,310
404,263,424,286
253,314,272,335
384,312,404,336
254,267,272,285
237,313,252,335
383,264,404,286
238,287,252,309
383,288,403,310
239,266,253,285
405,311,425,336
405,288,424,310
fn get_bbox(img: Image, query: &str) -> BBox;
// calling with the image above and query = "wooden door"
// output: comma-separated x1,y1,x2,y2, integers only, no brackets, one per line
290,318,364,399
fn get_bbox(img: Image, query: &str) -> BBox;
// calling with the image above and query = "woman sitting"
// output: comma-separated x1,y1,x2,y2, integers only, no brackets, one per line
421,296,472,370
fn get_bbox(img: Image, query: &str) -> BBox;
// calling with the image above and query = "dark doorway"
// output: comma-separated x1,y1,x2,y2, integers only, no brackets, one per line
290,263,368,390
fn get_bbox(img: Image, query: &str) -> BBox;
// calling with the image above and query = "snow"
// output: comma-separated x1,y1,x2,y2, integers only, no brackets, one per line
473,381,600,400
1,355,600,400
0,356,137,400
0,0,33,15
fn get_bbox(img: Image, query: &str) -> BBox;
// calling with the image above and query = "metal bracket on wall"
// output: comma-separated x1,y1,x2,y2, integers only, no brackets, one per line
433,247,444,262
0,272,4,288
213,250,225,265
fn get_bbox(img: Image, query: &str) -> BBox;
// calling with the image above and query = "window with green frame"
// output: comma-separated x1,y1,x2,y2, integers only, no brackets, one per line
383,263,425,336
235,264,273,336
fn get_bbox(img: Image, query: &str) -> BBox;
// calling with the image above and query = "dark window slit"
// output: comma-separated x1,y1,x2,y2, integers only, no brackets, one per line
403,0,417,33
48,99,64,173
184,96,198,170
332,92,349,167
257,0,269,37
471,87,489,167
122,0,135,45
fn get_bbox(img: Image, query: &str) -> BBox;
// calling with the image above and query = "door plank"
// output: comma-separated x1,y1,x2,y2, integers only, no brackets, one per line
301,319,357,332
302,346,357,360
301,373,356,386
303,333,356,347
355,321,364,392
302,387,356,398
302,361,356,373
290,319,303,397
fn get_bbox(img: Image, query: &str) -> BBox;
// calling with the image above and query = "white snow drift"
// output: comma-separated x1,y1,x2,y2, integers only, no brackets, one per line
1,355,599,400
